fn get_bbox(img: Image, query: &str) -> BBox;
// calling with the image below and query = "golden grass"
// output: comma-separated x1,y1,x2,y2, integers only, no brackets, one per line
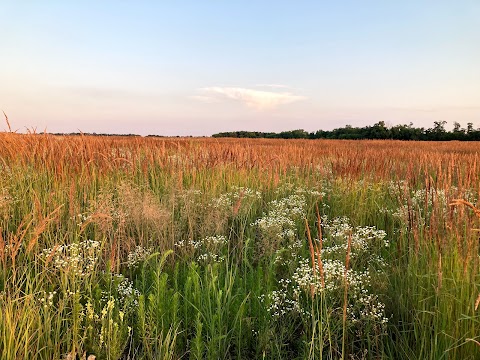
1,131,479,358
1,134,479,189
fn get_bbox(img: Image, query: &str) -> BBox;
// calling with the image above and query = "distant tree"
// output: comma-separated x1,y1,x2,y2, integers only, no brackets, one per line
434,121,447,132
210,120,477,141
450,122,466,140
453,122,461,132
369,121,389,139
467,122,474,133
426,121,448,140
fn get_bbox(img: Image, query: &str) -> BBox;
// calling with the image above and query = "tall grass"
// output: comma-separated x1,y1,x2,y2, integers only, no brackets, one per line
0,133,479,359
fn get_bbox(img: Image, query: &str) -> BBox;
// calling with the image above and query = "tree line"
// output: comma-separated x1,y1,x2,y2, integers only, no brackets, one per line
212,121,480,141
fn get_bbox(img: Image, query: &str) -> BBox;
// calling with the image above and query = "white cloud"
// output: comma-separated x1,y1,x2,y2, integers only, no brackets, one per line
255,84,292,89
197,86,306,110
189,95,219,103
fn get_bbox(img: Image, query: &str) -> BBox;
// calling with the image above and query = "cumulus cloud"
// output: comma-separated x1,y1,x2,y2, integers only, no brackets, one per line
197,86,306,110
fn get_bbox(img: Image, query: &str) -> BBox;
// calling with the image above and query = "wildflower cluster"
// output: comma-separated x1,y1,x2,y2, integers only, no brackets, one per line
296,187,325,198
251,194,307,257
175,235,228,263
322,217,389,262
126,245,152,268
39,290,57,308
259,288,302,318
209,186,261,212
275,183,325,198
116,276,140,309
291,258,388,325
80,273,139,357
252,194,306,239
261,216,389,332
42,240,100,276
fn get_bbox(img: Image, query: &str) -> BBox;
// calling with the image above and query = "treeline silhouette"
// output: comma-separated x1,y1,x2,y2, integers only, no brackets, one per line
212,121,480,141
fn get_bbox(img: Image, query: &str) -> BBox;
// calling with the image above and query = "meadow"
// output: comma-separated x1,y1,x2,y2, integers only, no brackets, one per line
0,133,479,359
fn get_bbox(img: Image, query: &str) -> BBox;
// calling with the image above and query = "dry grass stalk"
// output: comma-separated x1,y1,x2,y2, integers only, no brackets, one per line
450,199,480,275
79,213,113,234
315,204,325,289
474,293,480,311
27,204,64,253
450,199,480,218
8,218,33,269
466,338,480,347
44,244,60,267
68,181,76,218
3,110,12,132
0,231,5,268
232,189,245,216
305,219,316,299
436,253,442,293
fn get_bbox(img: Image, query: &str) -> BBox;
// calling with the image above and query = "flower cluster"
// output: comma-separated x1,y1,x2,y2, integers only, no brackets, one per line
116,276,140,309
252,194,307,239
293,258,388,327
321,217,389,261
261,215,389,331
259,288,302,318
251,194,308,258
251,214,295,239
270,194,307,217
39,290,57,308
295,187,326,198
175,235,228,263
126,245,152,268
322,216,353,239
42,240,100,276
209,186,261,211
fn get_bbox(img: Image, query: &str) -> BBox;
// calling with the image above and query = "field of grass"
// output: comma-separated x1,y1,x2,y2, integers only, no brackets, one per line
0,134,479,359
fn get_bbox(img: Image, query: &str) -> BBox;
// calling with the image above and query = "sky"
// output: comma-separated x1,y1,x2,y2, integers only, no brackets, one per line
1,1,479,136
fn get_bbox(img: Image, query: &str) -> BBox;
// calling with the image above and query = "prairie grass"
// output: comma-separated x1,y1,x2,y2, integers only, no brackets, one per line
0,133,479,359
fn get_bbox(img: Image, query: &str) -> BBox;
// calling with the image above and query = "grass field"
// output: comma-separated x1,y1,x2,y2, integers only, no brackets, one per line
0,133,479,359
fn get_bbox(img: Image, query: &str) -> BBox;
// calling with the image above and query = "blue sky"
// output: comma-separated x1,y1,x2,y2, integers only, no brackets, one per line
1,1,479,135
